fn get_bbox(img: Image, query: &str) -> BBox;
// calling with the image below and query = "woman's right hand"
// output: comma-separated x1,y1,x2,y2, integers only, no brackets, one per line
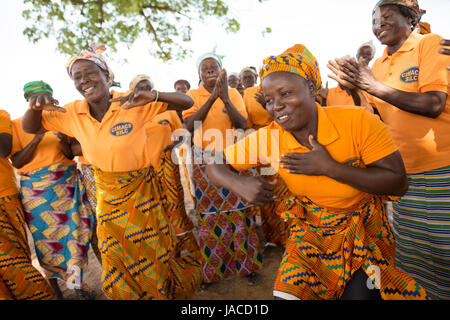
28,92,65,112
327,58,356,90
234,175,276,206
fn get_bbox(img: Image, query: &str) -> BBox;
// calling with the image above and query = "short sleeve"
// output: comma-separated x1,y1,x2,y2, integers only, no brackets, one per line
41,107,74,137
223,127,271,171
0,110,11,134
357,109,398,165
182,90,199,120
418,34,450,93
10,119,24,155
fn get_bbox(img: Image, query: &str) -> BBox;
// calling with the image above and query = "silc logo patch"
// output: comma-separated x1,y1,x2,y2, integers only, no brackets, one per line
110,122,133,137
400,67,419,83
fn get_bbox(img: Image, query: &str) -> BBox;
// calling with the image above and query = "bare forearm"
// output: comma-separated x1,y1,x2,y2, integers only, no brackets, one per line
23,109,46,134
10,140,40,169
159,92,194,111
326,161,408,196
206,163,241,193
184,96,216,132
0,134,12,158
367,82,446,118
223,100,247,130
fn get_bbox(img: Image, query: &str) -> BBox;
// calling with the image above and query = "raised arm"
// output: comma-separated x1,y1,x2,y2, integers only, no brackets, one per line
22,92,65,134
218,70,247,130
0,133,12,158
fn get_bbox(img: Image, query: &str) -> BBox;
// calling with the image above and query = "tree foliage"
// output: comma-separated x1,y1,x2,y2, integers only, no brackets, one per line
22,0,266,61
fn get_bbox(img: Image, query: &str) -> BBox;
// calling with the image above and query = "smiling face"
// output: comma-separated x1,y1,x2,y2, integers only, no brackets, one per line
71,60,110,103
262,71,316,134
372,5,412,49
240,70,257,89
199,58,221,89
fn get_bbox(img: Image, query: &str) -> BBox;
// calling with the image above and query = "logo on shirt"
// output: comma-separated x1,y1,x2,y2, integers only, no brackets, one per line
400,67,419,83
222,107,228,114
110,122,133,137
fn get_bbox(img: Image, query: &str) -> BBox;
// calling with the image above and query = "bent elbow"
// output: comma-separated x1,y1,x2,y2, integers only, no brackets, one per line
394,176,409,197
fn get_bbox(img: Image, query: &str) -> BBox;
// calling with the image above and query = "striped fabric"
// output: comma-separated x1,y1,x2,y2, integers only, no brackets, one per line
393,165,450,300
274,194,428,300
93,156,202,300
19,163,94,284
0,194,54,300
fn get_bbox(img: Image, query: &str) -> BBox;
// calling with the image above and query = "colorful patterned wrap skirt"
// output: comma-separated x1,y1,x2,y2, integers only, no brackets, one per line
393,165,450,300
79,164,97,212
19,163,94,285
192,147,263,283
0,194,54,300
93,153,202,300
274,194,429,300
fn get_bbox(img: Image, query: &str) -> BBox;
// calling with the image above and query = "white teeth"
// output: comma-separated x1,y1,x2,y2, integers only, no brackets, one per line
84,87,94,93
278,115,288,121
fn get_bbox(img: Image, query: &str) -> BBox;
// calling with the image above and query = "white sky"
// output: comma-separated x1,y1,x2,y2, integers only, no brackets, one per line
0,0,449,120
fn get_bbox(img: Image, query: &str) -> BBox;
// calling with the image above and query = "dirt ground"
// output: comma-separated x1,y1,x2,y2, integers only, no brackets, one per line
29,220,284,300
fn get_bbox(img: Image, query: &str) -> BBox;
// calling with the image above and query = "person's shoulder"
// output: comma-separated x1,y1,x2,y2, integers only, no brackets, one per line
323,105,370,124
0,109,11,119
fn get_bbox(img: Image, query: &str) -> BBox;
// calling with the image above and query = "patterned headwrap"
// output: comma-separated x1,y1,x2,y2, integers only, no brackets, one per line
129,74,154,91
260,44,322,95
196,46,225,73
417,21,431,34
66,43,115,86
373,0,426,20
23,80,53,101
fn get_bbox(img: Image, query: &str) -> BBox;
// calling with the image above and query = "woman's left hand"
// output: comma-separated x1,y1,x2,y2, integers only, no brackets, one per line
110,90,157,109
279,135,337,176
339,57,379,92
218,69,230,103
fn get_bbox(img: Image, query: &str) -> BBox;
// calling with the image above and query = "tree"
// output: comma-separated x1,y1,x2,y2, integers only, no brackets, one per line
22,0,266,61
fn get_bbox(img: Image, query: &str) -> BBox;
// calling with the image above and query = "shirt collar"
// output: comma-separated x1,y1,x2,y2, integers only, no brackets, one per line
75,90,123,114
381,30,421,62
280,103,339,150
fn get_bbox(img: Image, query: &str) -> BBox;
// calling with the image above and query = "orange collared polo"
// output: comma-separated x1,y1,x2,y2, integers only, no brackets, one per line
11,118,75,174
366,31,450,173
224,104,398,208
243,86,272,130
41,90,168,172
0,110,18,197
182,85,248,151
326,86,355,106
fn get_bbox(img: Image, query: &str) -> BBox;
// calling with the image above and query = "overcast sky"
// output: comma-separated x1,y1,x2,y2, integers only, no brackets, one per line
1,0,449,120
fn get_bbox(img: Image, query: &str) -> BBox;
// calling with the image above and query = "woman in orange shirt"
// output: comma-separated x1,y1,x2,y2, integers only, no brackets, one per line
0,109,54,300
205,43,428,300
182,52,263,286
21,44,201,300
10,81,95,300
335,0,450,300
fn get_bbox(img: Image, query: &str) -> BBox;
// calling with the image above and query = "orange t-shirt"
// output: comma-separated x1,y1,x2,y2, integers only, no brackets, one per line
41,90,168,172
182,85,248,151
146,110,183,169
366,31,450,174
243,86,272,130
11,118,75,174
224,104,398,208
0,110,18,197
326,86,355,106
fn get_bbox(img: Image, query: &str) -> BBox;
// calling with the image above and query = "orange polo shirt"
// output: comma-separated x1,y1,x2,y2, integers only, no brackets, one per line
326,86,355,106
0,110,18,197
41,90,168,172
243,86,272,130
224,104,398,208
182,85,248,151
366,31,450,174
11,118,75,174
146,110,183,169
